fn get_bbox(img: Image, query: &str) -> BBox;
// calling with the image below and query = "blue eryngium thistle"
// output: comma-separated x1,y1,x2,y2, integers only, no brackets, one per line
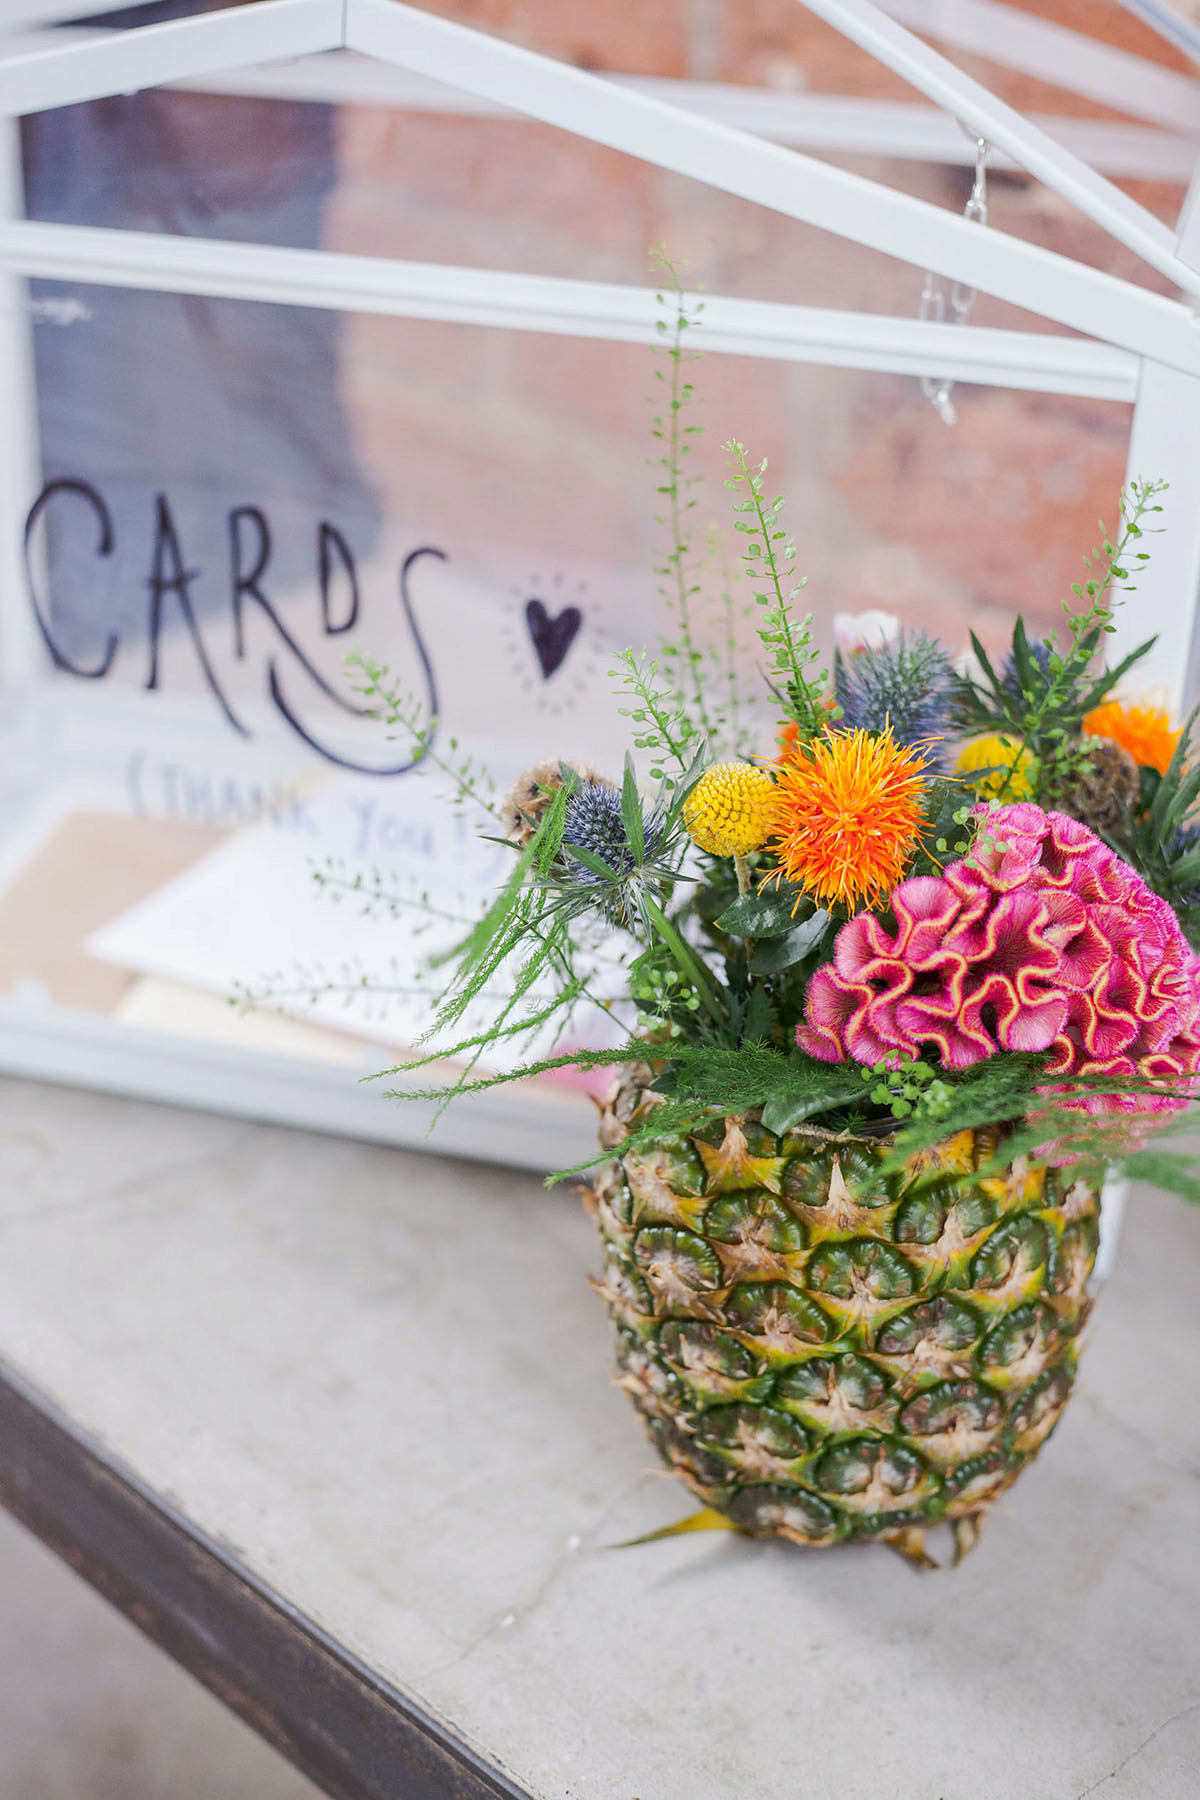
551,771,682,937
562,781,661,878
834,630,954,758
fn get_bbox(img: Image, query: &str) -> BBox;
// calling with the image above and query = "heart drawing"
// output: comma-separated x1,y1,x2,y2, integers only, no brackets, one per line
525,598,583,679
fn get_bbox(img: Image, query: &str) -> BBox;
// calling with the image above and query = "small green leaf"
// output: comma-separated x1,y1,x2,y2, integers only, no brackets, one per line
716,889,810,937
620,752,645,864
761,1081,863,1136
566,845,621,882
751,912,831,974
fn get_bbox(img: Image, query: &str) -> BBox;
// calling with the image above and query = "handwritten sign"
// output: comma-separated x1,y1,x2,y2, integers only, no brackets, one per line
24,479,607,775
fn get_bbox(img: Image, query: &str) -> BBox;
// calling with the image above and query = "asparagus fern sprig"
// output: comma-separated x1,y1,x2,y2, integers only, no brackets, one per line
649,248,712,741
724,439,827,738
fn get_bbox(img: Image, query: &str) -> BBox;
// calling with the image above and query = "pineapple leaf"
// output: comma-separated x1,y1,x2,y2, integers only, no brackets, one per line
608,1508,739,1547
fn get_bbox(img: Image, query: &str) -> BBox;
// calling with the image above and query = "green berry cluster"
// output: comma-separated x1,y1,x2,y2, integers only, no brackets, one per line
630,951,701,1033
934,803,974,861
860,1055,944,1120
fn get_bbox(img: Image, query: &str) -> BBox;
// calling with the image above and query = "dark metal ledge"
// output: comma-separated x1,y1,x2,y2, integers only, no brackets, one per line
0,1360,531,1800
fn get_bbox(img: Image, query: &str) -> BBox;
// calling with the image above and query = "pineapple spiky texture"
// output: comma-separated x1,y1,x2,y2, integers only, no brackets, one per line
589,1069,1100,1568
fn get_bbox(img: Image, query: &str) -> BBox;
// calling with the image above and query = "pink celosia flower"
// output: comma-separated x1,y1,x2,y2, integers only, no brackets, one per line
796,804,1200,1121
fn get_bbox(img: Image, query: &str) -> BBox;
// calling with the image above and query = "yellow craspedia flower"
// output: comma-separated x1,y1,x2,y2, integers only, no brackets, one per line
683,761,776,857
956,734,1035,801
1083,699,1180,776
767,727,928,913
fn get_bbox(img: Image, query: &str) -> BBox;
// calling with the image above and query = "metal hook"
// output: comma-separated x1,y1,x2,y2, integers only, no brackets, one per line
919,132,992,427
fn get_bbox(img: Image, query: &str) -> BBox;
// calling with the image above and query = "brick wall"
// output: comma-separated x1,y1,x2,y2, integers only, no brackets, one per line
324,0,1189,677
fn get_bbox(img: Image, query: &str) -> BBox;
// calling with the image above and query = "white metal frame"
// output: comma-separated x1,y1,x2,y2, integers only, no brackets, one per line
0,0,1196,1171
1121,0,1200,64
0,0,1194,683
13,0,1200,133
8,31,1200,178
891,0,1200,131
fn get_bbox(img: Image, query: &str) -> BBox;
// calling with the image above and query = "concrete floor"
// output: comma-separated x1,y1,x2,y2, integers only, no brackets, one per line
0,1507,320,1800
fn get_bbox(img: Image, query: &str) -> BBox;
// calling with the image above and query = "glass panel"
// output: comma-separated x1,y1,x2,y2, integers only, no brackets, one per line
26,0,1194,301
1,0,1183,1156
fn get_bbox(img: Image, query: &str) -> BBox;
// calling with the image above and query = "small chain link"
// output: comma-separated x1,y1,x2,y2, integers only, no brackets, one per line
920,134,991,426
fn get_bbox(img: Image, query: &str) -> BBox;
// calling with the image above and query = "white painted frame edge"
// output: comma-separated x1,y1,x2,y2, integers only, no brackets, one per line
347,0,1200,367
887,0,1200,135
800,0,1187,284
0,0,1198,371
188,76,1200,180
11,0,1200,142
1120,0,1200,64
0,995,599,1172
0,217,1139,399
0,0,345,111
7,30,1197,179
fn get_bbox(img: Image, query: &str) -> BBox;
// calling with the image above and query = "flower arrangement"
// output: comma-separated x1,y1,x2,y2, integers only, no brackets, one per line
353,267,1200,1563
369,455,1200,1191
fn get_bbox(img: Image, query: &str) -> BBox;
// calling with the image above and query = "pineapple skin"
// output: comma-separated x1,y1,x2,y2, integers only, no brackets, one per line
588,1068,1101,1565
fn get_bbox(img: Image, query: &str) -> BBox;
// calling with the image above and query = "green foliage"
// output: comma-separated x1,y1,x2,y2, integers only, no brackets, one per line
705,522,760,757
576,1040,872,1176
346,651,498,819
310,861,476,934
1120,1141,1200,1206
375,1038,648,1104
1034,735,1097,814
609,648,700,787
628,942,705,1036
1108,703,1200,949
715,886,809,937
640,259,764,760
724,439,828,738
952,478,1166,793
909,780,975,877
649,248,712,740
861,1054,945,1121
878,1054,1200,1192
750,912,831,975
329,317,1197,1208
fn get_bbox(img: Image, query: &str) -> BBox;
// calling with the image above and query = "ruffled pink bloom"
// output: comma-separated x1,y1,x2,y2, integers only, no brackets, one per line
797,804,1200,1122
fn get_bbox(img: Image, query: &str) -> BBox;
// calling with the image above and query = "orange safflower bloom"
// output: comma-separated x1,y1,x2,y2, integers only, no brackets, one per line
766,727,929,913
1082,700,1180,776
777,697,840,763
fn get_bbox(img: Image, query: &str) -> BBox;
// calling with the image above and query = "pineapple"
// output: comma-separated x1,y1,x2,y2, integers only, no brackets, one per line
588,1067,1100,1567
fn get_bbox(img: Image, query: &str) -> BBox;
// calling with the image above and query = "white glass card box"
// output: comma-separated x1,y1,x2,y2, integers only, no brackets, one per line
0,0,1197,1175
